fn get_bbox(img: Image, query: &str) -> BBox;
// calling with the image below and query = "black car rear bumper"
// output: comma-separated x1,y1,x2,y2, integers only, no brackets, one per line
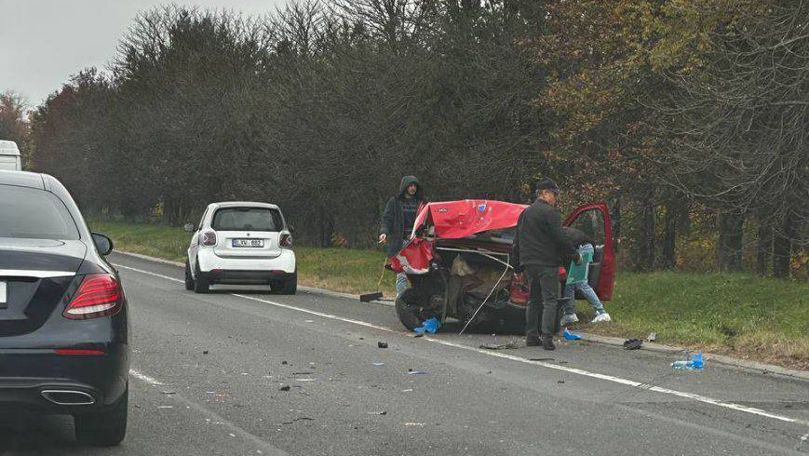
205,269,295,285
0,344,129,413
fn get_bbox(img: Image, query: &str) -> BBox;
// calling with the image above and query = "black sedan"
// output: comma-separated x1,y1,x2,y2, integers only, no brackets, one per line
0,171,129,446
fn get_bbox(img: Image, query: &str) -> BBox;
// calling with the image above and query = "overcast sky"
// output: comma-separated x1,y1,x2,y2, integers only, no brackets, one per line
0,0,287,108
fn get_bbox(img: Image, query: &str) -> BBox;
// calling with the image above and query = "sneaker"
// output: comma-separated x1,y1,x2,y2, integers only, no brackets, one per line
592,312,612,323
559,313,579,326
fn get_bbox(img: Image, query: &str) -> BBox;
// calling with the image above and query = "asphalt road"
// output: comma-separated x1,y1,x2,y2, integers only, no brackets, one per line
2,252,809,455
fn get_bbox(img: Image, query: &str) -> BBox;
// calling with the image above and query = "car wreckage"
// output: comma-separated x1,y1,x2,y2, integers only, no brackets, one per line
390,200,616,332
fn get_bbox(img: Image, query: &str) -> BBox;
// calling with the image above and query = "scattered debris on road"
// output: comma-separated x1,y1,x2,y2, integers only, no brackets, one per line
407,369,428,375
414,317,441,334
367,411,387,415
281,417,314,425
203,350,209,355
671,352,704,370
281,360,288,365
623,339,643,350
479,341,519,350
372,362,385,366
529,358,554,362
279,385,291,391
378,342,388,348
647,332,657,342
157,405,173,409
404,422,426,427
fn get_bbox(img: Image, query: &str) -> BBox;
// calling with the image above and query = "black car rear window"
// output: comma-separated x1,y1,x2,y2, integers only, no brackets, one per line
212,207,282,232
0,185,80,240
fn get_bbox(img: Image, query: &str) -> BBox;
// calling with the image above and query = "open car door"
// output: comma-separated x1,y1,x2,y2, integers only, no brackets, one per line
564,203,615,301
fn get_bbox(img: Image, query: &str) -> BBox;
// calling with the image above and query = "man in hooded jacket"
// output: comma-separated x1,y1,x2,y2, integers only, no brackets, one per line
379,176,427,295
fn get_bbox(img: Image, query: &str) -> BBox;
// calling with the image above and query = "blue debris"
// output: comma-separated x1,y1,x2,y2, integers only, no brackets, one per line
563,328,582,340
414,317,441,334
671,352,704,370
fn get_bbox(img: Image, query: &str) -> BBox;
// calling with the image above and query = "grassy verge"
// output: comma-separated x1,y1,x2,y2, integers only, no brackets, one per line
91,220,809,370
575,272,809,370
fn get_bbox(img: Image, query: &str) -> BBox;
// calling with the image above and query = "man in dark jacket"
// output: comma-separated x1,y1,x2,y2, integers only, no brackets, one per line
380,176,426,295
511,178,577,350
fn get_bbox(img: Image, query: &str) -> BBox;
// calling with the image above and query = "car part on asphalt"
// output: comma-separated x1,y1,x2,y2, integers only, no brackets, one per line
479,341,520,350
359,261,387,302
623,339,643,350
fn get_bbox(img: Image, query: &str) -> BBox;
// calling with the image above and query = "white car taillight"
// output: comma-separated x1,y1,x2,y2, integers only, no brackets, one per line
63,274,123,320
201,231,217,246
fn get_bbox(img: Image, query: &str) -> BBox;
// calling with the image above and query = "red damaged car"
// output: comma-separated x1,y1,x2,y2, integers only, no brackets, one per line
391,200,616,332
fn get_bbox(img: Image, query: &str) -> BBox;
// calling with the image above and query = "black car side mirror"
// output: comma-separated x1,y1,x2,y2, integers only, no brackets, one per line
92,233,114,256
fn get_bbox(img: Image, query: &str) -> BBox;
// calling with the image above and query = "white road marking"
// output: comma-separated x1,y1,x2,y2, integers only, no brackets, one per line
129,367,290,456
129,368,164,386
116,264,184,283
115,262,809,429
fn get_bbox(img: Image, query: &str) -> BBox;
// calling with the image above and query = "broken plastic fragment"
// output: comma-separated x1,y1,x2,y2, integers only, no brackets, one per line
671,352,704,370
563,328,582,340
378,342,388,348
413,317,441,334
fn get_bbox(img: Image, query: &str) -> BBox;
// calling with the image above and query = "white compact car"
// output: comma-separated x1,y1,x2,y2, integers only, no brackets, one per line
184,202,296,294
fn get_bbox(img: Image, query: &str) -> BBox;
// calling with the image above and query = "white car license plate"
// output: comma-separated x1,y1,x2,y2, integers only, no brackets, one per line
0,282,6,308
232,239,264,248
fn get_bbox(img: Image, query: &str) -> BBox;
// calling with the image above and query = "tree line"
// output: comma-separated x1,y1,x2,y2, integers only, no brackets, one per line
6,0,808,278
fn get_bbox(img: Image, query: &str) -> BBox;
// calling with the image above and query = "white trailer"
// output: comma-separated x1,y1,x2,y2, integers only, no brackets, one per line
0,140,21,171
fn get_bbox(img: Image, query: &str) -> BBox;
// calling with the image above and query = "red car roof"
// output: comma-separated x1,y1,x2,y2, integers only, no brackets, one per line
412,200,528,240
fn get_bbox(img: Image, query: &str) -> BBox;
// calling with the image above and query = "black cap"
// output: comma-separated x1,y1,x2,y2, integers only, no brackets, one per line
535,177,560,193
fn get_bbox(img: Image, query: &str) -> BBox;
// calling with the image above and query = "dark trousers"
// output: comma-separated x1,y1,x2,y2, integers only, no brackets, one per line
525,265,560,337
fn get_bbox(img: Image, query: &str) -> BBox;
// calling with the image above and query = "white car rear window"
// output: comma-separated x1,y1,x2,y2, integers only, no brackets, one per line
212,207,282,232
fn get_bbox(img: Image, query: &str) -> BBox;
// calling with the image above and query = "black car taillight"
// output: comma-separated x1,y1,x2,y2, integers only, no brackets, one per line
201,231,217,246
280,233,293,248
63,274,123,320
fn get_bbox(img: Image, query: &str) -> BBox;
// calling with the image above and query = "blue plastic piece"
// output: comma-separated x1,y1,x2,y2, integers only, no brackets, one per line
671,352,704,370
414,317,441,334
563,328,582,340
